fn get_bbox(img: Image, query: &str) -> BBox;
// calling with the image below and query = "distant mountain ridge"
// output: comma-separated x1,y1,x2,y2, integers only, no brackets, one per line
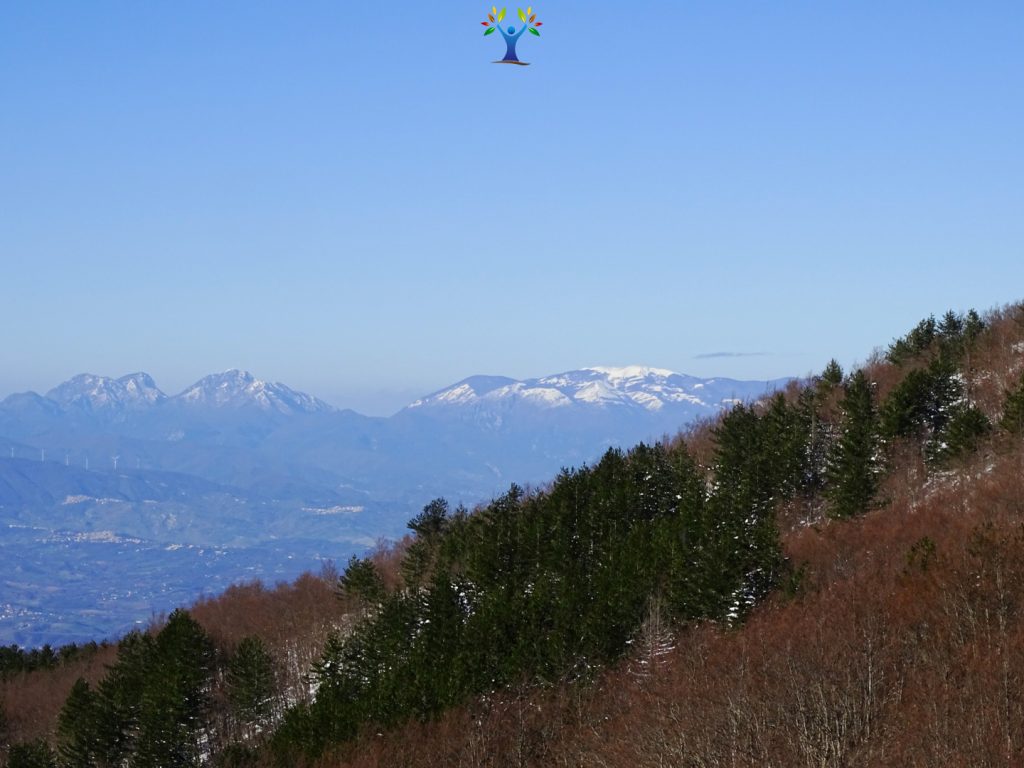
33,369,333,417
47,372,167,412
407,366,772,414
1,365,791,499
9,365,783,421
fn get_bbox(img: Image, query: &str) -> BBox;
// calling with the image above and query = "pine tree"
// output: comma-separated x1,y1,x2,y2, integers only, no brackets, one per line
881,357,962,450
1002,374,1024,436
6,740,58,768
821,359,844,388
826,370,881,517
57,678,98,767
964,309,985,343
226,636,277,738
337,556,385,607
933,405,991,463
760,393,811,500
705,405,783,618
402,498,450,586
135,610,214,768
938,309,964,339
92,630,154,766
888,315,937,364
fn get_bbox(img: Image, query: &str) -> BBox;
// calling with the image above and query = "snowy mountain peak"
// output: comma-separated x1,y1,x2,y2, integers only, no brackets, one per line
583,365,679,381
46,373,167,412
404,367,787,417
176,370,334,415
116,373,167,405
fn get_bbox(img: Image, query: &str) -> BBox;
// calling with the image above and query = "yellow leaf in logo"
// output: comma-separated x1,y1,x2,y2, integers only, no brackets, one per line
492,5,497,14
497,8,506,21
527,6,532,15
518,8,526,22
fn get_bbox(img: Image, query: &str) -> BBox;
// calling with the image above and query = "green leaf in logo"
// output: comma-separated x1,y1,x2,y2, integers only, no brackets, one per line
484,26,496,35
528,26,540,36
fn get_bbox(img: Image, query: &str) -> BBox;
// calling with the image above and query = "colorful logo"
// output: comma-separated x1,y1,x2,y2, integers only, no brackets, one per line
482,7,543,66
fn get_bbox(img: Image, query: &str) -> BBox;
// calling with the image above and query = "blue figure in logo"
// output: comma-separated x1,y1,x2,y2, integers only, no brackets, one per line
482,7,543,66
498,23,528,64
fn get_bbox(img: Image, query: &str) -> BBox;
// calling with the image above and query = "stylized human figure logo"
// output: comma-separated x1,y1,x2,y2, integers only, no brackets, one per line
481,7,542,66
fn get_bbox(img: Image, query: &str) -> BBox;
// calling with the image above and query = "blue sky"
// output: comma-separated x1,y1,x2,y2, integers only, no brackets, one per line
2,1,1022,415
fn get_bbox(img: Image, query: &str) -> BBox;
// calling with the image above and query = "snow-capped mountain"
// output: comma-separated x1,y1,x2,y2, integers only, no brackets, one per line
175,369,334,415
46,372,167,412
405,366,784,421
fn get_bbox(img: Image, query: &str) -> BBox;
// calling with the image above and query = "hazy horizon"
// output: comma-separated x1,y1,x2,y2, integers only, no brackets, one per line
1,359,805,418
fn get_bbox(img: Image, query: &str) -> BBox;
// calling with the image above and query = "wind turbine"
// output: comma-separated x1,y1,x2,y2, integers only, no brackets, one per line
112,455,120,471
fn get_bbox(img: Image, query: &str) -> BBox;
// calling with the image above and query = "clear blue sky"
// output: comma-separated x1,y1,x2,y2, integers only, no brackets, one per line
2,2,1022,415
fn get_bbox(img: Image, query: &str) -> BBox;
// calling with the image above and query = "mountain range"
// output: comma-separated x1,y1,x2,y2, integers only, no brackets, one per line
0,366,790,645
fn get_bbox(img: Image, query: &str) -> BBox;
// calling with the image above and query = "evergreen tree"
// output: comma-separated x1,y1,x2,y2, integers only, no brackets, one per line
705,405,783,617
797,386,834,497
821,359,844,388
402,498,450,586
880,357,962,452
938,309,964,339
134,610,214,768
337,556,385,606
932,405,991,463
888,315,937,364
761,393,812,500
7,740,58,768
826,371,881,517
92,630,154,766
964,309,985,344
57,678,98,767
226,636,277,737
1002,373,1024,436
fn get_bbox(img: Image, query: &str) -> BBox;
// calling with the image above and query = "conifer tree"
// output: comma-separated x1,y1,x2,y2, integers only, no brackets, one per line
881,357,961,446
57,678,98,767
938,309,964,339
1002,373,1024,436
933,405,990,463
337,556,385,607
402,498,450,586
964,308,985,343
705,405,782,617
6,740,58,768
226,636,277,738
821,359,844,388
92,630,154,766
826,370,881,517
888,315,937,364
135,610,214,768
761,393,811,500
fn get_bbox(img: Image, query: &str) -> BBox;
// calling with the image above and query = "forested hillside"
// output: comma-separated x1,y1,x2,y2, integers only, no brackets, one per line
3,302,1024,768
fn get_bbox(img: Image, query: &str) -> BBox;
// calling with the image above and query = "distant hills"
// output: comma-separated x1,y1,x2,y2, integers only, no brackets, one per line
0,366,790,645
